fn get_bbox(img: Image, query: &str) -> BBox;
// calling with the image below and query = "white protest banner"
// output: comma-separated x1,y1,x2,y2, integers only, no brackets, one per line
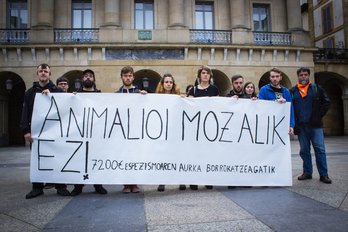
30,93,292,186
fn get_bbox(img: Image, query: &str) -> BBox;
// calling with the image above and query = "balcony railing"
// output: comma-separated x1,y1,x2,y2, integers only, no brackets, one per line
190,29,232,44
54,28,99,43
0,29,30,44
253,32,291,46
314,48,348,62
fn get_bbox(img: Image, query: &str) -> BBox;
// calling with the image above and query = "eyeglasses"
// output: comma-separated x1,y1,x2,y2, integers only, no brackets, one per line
58,82,68,86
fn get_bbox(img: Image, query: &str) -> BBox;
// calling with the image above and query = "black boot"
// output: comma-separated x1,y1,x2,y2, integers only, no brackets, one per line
157,185,165,192
25,188,43,199
71,185,83,196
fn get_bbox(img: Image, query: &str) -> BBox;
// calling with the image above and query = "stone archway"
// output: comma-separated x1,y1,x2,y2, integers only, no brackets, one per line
134,69,162,93
60,70,83,92
315,72,348,136
258,71,292,89
212,69,230,96
0,72,26,146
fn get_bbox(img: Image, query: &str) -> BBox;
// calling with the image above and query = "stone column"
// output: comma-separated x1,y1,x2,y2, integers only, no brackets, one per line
342,95,348,135
286,0,302,31
30,0,54,43
54,0,69,28
168,0,184,28
36,0,54,27
103,0,121,27
230,0,246,29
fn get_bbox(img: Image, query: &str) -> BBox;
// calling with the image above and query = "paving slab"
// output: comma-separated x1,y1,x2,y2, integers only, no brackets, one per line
43,185,146,232
222,187,348,232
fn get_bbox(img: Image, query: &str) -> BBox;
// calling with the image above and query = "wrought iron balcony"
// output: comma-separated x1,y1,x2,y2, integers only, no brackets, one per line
190,29,232,44
314,48,348,63
0,29,30,44
54,28,99,43
253,31,292,46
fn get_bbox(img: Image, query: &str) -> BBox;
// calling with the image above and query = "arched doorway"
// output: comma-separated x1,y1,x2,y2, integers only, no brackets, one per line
212,69,230,96
258,71,292,89
60,70,83,92
0,72,26,146
315,72,348,136
134,69,162,93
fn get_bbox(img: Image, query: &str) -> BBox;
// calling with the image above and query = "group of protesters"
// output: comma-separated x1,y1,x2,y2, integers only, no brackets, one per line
21,63,331,199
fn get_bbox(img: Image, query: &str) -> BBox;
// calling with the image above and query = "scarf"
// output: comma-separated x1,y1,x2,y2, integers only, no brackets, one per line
297,82,311,98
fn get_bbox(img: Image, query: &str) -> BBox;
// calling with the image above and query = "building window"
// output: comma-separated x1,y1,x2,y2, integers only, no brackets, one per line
195,1,214,29
323,36,334,48
322,3,333,34
72,0,92,28
135,0,154,30
7,0,28,28
253,4,270,32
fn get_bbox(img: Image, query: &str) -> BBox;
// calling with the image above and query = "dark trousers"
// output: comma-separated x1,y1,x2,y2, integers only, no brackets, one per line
73,184,103,189
32,182,67,189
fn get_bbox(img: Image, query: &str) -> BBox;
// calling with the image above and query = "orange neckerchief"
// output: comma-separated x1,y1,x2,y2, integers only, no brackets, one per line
297,82,311,98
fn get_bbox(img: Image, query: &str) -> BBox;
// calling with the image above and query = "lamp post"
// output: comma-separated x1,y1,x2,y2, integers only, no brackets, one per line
5,79,13,92
142,77,149,91
74,78,82,91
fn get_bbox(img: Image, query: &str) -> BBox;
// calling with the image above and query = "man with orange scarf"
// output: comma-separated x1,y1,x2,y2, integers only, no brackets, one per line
291,67,331,184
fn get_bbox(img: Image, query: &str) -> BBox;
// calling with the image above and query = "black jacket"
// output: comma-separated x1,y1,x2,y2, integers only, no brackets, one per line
20,80,61,134
290,84,330,128
226,89,245,98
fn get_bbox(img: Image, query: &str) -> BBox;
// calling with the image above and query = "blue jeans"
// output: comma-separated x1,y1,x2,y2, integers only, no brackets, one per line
297,125,328,177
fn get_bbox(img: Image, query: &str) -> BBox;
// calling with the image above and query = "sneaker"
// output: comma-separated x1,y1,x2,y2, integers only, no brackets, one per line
157,185,165,192
298,173,312,181
57,188,70,196
131,185,140,193
320,176,332,184
189,185,198,190
70,186,83,196
25,188,43,199
95,186,108,194
122,185,131,194
205,185,213,189
179,185,186,190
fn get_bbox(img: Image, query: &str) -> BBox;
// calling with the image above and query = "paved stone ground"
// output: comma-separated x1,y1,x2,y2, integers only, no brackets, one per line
0,137,347,232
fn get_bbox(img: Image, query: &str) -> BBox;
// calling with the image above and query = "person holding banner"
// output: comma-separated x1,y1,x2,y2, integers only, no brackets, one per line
226,74,245,99
21,63,71,199
258,68,295,135
155,73,186,192
187,65,219,190
70,69,108,196
116,66,146,193
291,67,332,184
242,82,258,100
56,76,70,93
187,66,219,98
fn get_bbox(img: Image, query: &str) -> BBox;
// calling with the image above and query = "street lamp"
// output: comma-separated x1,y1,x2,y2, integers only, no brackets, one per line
74,78,82,91
5,79,13,92
142,77,149,90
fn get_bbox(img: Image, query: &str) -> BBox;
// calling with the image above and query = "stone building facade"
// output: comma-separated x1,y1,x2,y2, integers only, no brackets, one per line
0,0,346,146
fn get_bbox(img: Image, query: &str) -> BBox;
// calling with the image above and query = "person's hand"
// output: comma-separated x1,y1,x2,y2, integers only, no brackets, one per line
289,127,294,135
139,90,147,95
24,133,33,143
231,95,239,99
42,89,50,95
251,97,257,100
276,97,286,103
